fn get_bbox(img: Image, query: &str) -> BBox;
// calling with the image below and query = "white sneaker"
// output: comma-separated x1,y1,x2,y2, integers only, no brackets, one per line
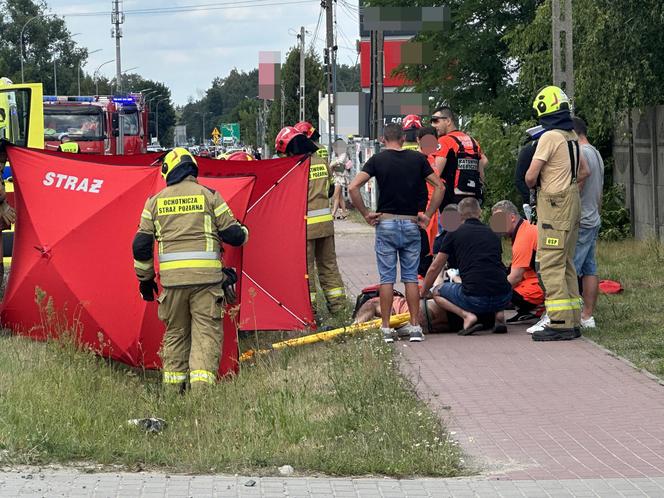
580,316,596,328
527,314,550,334
381,327,395,343
403,324,425,342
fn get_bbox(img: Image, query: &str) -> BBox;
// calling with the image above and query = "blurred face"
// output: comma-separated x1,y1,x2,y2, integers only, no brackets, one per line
417,134,438,155
430,112,452,136
490,210,519,237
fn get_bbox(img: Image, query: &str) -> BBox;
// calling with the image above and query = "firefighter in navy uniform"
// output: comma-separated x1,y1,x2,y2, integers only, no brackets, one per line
132,147,249,390
431,106,488,208
525,85,590,341
401,114,423,151
277,125,346,314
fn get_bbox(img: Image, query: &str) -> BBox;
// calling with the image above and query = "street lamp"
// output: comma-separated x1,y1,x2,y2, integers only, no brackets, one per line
93,59,114,95
78,48,102,96
115,66,139,93
20,14,50,83
195,111,212,145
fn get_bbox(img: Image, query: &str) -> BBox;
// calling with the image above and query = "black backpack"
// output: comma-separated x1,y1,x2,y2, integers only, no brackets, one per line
352,284,404,319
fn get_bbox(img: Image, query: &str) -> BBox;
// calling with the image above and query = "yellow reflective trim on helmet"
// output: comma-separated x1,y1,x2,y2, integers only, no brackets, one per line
532,85,570,118
159,259,222,271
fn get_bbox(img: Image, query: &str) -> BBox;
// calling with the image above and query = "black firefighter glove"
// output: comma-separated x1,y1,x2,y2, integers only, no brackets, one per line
222,268,238,305
139,279,159,302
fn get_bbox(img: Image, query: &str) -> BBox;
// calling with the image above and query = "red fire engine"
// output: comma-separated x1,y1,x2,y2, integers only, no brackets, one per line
43,94,149,155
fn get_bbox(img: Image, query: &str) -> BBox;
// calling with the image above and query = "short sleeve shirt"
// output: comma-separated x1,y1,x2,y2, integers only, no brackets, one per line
511,221,544,304
533,130,579,193
362,149,433,216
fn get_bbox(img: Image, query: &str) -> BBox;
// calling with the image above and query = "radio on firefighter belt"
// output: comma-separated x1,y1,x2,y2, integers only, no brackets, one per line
448,133,483,200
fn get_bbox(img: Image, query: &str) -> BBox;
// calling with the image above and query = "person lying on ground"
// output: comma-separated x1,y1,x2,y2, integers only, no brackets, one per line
491,200,544,323
420,197,511,335
354,295,461,334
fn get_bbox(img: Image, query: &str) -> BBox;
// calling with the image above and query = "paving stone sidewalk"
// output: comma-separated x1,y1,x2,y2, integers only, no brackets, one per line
2,470,664,497
335,221,664,482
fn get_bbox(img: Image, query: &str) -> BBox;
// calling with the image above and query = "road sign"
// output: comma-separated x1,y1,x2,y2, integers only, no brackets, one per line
220,123,240,143
211,127,221,145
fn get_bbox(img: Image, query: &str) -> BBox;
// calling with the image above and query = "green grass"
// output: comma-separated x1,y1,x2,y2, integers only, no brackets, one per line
0,320,463,476
584,239,664,378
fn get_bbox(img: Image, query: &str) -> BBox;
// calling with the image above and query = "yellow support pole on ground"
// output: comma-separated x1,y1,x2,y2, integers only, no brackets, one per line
239,313,411,363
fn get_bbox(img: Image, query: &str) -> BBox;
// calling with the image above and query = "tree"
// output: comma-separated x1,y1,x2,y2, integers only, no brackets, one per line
267,47,325,144
122,74,176,146
372,0,540,123
507,0,664,141
336,64,360,92
0,0,87,94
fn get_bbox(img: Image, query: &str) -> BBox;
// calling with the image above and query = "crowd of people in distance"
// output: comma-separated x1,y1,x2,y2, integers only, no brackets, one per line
350,85,604,344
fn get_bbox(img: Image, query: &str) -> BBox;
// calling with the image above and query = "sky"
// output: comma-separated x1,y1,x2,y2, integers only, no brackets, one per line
47,0,361,105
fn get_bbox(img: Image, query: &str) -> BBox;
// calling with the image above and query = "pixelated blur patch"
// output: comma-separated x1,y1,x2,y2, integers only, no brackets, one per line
332,139,347,156
258,51,281,100
489,212,510,234
384,93,431,118
401,42,435,65
440,209,461,232
360,5,451,34
420,135,437,155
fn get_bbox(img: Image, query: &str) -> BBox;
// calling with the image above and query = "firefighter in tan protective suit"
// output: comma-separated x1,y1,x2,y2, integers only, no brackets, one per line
278,124,346,314
525,86,589,341
132,147,249,390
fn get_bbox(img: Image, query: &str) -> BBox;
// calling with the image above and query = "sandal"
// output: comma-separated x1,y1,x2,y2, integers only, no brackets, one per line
458,323,483,336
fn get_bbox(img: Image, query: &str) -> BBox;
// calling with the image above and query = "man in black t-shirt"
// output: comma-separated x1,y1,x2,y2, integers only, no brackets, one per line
421,197,511,335
349,123,444,344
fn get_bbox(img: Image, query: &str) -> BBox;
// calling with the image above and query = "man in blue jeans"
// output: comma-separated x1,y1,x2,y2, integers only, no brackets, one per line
573,117,604,329
349,123,444,343
421,197,512,335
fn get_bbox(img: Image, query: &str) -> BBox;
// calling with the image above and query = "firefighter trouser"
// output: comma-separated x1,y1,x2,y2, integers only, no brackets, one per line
307,235,346,313
536,183,582,330
158,283,225,388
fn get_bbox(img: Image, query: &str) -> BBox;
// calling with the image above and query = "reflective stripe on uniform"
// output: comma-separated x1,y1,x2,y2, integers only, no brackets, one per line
545,298,581,311
324,287,345,299
190,369,215,384
141,209,152,220
158,251,220,263
160,259,222,271
154,220,163,254
310,292,317,303
163,371,187,384
204,214,214,252
306,206,334,225
133,259,154,270
214,202,230,217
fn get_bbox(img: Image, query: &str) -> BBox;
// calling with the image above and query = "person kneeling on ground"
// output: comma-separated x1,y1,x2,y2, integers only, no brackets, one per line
420,197,511,335
354,295,463,334
491,200,545,323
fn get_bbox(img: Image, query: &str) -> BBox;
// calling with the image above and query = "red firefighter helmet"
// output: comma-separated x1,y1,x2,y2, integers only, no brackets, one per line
293,121,316,139
402,114,423,130
227,151,254,161
275,126,303,154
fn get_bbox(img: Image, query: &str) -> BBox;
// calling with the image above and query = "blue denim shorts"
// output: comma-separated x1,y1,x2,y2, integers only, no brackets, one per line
375,219,421,284
439,282,512,314
574,225,600,277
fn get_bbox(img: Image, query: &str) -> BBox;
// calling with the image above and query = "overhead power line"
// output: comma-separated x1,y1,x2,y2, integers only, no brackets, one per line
62,0,317,17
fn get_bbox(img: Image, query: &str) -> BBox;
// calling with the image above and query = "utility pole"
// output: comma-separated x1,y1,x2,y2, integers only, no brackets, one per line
111,0,125,154
111,0,124,93
298,26,306,122
53,57,58,95
324,0,337,150
280,85,285,129
369,30,384,141
552,0,574,101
